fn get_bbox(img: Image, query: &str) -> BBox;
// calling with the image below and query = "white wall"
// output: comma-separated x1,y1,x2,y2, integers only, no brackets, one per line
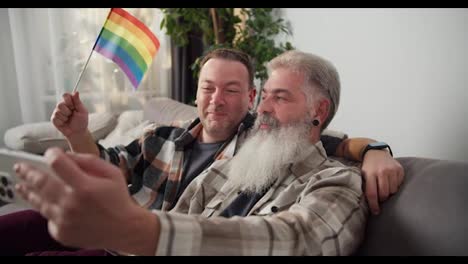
281,8,468,162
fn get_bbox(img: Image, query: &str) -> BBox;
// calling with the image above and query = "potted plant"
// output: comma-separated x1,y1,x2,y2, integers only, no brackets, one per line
159,8,293,105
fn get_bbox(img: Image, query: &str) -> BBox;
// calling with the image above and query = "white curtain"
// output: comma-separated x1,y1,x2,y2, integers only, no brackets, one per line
0,8,172,138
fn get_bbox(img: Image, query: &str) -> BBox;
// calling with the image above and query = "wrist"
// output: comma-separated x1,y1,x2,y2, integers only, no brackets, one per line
66,129,92,143
110,206,159,256
361,142,393,160
67,130,99,155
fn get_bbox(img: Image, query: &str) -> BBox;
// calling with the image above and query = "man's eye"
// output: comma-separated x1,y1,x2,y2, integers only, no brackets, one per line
227,89,240,93
275,96,286,101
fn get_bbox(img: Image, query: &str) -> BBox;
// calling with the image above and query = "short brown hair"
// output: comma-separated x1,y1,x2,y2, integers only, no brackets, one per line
199,48,255,88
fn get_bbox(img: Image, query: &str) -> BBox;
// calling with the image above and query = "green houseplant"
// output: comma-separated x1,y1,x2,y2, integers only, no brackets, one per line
159,8,293,100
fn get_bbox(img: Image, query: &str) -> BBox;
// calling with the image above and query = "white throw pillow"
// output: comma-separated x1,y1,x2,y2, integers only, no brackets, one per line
98,110,148,148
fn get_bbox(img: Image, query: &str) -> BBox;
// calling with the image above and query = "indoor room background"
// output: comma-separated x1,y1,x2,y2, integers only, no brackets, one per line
1,8,467,162
280,8,468,162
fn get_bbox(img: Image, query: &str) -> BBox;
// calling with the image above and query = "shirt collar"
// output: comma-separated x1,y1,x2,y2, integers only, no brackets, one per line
173,112,256,150
289,141,329,177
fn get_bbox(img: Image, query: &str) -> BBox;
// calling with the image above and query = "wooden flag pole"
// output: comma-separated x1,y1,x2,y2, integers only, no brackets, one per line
72,8,113,93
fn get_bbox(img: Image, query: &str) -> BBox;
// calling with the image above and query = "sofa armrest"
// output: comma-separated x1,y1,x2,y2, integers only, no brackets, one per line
357,157,468,256
3,112,118,154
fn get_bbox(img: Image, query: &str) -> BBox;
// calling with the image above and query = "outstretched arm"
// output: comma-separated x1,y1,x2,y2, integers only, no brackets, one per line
14,148,158,255
15,149,367,256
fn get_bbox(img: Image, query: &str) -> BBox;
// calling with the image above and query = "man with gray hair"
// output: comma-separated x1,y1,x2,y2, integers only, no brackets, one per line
15,50,368,255
224,50,342,195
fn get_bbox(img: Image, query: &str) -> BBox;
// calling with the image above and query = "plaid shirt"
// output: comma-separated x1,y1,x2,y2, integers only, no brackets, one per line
98,113,255,211
98,112,350,212
153,141,368,256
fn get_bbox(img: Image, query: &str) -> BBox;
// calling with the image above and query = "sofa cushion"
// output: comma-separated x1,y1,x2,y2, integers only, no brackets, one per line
3,112,118,154
143,97,197,125
99,98,198,149
98,110,149,148
357,157,468,256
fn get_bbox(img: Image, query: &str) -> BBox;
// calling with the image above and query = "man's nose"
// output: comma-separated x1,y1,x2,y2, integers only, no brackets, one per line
257,97,273,115
211,89,225,105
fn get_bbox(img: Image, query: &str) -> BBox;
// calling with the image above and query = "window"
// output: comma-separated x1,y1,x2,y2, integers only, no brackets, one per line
7,8,171,123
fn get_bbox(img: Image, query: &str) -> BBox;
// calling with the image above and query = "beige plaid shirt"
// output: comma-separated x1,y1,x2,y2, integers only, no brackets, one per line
152,141,369,256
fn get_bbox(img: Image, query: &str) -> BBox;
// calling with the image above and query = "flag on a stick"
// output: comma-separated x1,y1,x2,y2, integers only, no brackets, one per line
93,8,160,89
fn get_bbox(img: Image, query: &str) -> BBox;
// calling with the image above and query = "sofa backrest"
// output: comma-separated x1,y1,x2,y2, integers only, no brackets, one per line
143,97,197,125
357,157,468,256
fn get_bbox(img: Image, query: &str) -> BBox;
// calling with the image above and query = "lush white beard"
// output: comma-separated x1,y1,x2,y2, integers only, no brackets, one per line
225,117,312,194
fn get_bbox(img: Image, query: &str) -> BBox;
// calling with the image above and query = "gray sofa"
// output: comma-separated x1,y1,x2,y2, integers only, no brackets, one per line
357,157,468,255
2,97,468,255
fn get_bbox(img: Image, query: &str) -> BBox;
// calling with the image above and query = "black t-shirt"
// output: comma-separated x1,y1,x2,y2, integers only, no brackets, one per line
219,189,269,218
174,140,224,202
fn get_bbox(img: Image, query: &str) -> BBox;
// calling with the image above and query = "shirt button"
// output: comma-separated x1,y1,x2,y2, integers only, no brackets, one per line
271,206,278,213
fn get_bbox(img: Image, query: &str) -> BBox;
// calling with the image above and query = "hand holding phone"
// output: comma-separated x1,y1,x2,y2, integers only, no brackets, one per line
0,148,58,206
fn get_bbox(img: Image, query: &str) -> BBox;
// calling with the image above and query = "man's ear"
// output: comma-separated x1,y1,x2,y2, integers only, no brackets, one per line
248,87,256,110
310,98,330,125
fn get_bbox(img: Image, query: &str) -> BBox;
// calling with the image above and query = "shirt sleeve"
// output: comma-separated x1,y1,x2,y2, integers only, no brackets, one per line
97,137,144,183
320,129,348,156
322,129,379,162
96,122,160,187
152,167,368,256
337,138,377,162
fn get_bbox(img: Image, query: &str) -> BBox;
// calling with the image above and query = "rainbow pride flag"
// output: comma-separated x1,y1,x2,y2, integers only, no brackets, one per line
93,8,160,89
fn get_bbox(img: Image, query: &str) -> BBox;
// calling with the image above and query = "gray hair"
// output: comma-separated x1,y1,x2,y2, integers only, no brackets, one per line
267,50,341,130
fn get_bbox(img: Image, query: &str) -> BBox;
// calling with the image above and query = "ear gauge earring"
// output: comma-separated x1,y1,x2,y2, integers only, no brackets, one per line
312,119,320,126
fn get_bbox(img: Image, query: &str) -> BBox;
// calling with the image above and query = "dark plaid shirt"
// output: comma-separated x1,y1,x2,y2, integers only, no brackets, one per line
98,113,255,210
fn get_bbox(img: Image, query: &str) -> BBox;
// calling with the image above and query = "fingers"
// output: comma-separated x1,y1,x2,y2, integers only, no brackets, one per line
53,110,69,124
57,103,73,116
388,171,399,195
15,181,38,205
16,181,60,221
67,152,122,181
62,93,74,110
52,92,83,124
71,92,87,113
397,163,405,187
377,173,390,202
16,184,43,209
14,162,66,205
384,162,405,195
364,173,380,215
51,101,73,127
44,148,87,188
15,163,47,190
